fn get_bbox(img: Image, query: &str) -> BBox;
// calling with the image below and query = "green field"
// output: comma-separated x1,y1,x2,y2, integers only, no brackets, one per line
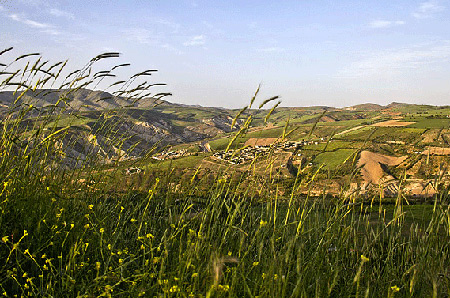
410,118,450,129
313,148,356,170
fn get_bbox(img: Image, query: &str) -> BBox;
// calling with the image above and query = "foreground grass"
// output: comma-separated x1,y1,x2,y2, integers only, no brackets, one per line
1,166,450,297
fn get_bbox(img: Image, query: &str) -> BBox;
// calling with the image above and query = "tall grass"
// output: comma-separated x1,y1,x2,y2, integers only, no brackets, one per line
1,48,450,297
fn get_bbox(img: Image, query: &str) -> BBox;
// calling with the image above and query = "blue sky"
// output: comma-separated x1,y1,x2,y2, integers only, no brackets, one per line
1,0,450,108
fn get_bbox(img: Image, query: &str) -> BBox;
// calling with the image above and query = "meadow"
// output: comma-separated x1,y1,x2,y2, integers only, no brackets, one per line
1,49,450,297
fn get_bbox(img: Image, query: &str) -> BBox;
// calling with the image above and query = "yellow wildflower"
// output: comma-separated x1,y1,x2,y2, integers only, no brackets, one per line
218,285,229,291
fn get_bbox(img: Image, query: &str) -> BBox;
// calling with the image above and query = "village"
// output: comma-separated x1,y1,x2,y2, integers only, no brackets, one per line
210,137,334,165
212,141,302,164
152,149,189,160
151,139,327,164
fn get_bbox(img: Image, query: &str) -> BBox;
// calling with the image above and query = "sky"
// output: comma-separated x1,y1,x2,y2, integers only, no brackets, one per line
1,0,450,108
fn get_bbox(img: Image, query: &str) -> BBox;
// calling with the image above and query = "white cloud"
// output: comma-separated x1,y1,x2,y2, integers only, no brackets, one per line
161,43,184,55
0,5,5,11
258,47,285,53
49,8,75,20
412,1,445,19
123,28,183,54
9,13,62,35
183,35,205,46
155,19,180,33
340,41,450,78
369,20,405,28
123,28,156,45
10,13,51,29
42,28,62,35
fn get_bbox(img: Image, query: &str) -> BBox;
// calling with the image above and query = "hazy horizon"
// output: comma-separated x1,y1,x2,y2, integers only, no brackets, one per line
1,0,450,108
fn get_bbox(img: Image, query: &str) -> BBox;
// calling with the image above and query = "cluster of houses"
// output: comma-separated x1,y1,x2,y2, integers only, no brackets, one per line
213,141,306,165
151,139,325,164
152,149,188,161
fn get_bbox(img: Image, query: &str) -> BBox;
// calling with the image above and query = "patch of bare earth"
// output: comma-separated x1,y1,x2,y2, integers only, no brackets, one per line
403,181,436,197
357,151,407,184
422,147,450,155
371,120,415,127
247,122,275,133
320,115,335,122
244,138,279,147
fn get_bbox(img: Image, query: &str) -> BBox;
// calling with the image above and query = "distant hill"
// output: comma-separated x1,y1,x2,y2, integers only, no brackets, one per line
348,103,383,111
0,88,247,165
0,88,175,111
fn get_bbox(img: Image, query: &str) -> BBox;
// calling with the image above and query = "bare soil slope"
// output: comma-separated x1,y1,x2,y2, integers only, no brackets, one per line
244,138,279,147
372,120,415,127
357,151,407,184
422,147,450,155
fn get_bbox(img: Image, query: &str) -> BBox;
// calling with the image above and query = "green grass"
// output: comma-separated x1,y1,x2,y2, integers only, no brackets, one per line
147,154,206,169
316,118,370,127
410,118,450,129
313,148,356,170
2,50,450,298
45,114,91,128
246,126,286,138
